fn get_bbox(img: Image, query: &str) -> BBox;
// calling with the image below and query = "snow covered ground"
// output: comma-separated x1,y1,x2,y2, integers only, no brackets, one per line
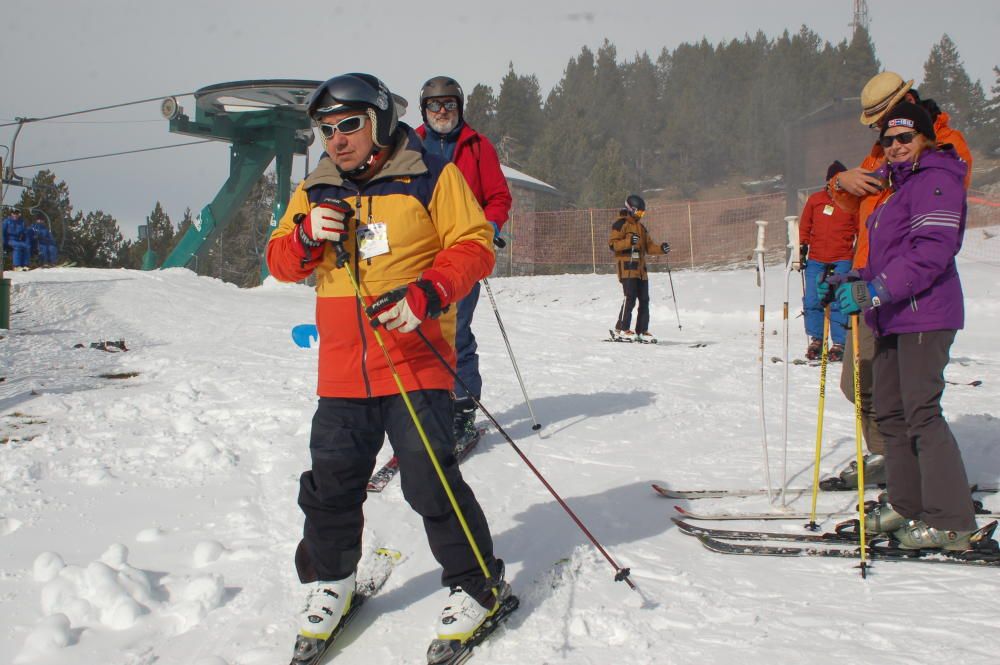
2,260,999,665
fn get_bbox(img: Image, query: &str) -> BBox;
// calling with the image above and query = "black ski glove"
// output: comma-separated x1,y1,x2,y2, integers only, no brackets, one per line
660,242,671,254
630,233,640,246
799,244,809,265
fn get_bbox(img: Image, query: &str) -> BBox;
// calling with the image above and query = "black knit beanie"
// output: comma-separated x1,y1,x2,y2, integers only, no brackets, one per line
826,160,847,182
880,101,935,141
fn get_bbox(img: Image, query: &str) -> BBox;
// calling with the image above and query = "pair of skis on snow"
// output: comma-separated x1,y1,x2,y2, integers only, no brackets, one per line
672,517,1000,567
289,548,518,665
655,483,1000,566
653,483,1000,520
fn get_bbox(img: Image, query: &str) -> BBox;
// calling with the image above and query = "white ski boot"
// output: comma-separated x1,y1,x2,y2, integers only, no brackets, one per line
613,329,636,342
435,581,510,643
636,332,657,344
297,573,356,642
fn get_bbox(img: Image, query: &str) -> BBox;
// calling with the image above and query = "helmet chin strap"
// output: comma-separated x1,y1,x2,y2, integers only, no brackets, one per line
337,146,382,179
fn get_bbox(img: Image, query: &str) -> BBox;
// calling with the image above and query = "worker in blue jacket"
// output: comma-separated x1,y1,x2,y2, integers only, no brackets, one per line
30,216,58,266
2,209,32,271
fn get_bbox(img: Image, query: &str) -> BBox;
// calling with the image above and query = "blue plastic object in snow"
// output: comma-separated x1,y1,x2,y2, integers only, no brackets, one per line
291,324,319,348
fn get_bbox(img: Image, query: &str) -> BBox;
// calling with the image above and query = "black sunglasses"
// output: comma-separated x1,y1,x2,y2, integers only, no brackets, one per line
317,115,367,139
879,131,918,148
425,100,458,113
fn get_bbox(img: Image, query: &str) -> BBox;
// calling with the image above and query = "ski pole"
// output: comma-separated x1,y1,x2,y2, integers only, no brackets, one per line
481,277,542,432
806,265,836,530
664,259,682,330
415,328,639,592
753,220,773,504
852,313,870,578
779,215,800,506
331,244,498,597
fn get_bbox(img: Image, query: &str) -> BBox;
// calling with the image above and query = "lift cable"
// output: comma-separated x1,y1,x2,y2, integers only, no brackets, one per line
0,92,195,128
17,140,215,169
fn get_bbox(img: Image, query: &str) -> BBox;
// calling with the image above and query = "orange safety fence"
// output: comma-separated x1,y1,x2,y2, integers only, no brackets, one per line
493,189,1000,277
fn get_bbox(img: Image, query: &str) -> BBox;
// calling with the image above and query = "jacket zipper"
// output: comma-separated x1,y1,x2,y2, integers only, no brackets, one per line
351,190,372,397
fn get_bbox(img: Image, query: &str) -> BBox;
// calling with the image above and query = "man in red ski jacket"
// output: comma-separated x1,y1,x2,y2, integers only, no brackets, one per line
416,76,513,444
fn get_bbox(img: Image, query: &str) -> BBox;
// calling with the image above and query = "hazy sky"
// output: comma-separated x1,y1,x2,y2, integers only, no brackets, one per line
2,0,997,237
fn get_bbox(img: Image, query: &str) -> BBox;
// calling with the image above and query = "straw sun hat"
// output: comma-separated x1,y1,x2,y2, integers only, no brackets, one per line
860,71,914,126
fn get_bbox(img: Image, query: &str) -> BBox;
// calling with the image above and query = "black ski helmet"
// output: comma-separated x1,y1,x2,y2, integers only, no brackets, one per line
307,73,399,148
624,194,646,217
419,76,464,122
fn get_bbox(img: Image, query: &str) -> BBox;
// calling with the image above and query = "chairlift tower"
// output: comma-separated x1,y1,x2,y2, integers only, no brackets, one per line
159,80,320,277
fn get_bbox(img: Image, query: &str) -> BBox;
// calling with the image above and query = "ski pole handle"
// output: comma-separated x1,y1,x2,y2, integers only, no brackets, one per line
754,220,768,256
785,215,800,270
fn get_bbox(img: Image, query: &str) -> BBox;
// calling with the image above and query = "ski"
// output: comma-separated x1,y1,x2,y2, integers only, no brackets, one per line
604,329,633,343
673,505,849,521
673,517,863,545
289,547,400,665
946,379,983,387
673,504,1000,522
367,427,486,493
652,483,874,500
652,482,998,500
689,524,1000,567
771,355,819,366
426,593,520,665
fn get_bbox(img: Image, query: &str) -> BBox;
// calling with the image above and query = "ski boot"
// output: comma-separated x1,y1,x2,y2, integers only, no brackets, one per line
827,343,844,362
819,454,886,490
453,398,478,448
805,337,823,360
427,566,518,665
617,329,636,342
892,520,977,551
636,332,657,344
834,492,907,538
864,494,908,535
291,573,356,662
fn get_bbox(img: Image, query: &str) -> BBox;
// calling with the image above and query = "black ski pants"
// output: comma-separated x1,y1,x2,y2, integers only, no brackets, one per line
873,330,977,531
296,390,500,599
616,277,650,334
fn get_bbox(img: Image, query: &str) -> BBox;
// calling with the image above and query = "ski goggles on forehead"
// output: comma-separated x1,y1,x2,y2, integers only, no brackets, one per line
878,131,918,148
317,114,368,139
425,100,459,113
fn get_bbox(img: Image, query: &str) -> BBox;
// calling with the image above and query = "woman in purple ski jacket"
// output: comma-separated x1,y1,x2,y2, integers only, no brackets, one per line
824,101,979,552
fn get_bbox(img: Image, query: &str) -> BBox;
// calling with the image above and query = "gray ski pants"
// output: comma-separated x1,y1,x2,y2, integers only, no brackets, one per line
873,330,977,531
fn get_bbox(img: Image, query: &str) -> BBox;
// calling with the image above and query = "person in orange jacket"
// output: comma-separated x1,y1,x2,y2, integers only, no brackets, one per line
266,73,509,656
799,160,858,361
823,71,973,489
608,194,671,343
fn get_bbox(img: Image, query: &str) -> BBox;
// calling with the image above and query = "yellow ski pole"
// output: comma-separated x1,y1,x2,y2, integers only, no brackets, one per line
852,314,869,578
807,266,837,531
806,306,830,531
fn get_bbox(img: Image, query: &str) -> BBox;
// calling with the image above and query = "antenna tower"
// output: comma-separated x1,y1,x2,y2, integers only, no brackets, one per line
850,0,870,33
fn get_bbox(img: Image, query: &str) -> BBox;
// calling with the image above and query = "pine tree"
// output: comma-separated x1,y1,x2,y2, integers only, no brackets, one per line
14,170,74,258
983,66,1000,155
202,172,275,287
920,34,987,133
145,202,175,262
527,46,601,200
581,139,629,208
465,84,498,141
74,211,123,268
494,63,544,168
